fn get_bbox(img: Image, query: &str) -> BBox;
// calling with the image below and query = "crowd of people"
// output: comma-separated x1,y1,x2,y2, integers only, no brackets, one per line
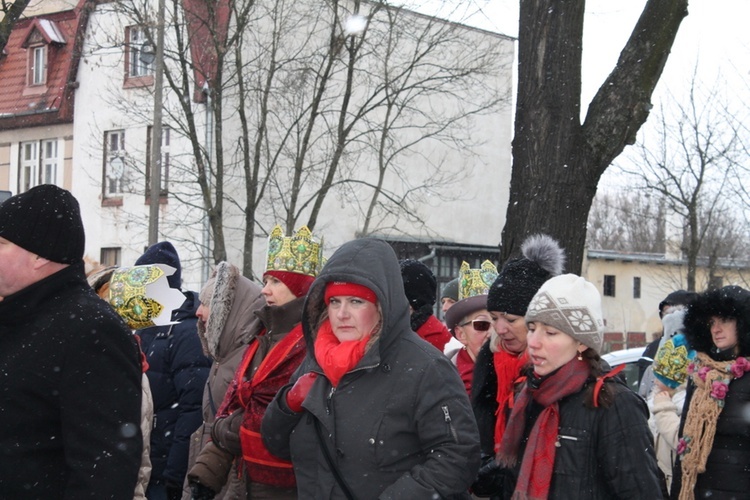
0,185,748,499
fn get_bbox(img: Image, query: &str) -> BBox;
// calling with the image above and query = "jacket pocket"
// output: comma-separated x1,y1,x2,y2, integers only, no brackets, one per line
372,413,422,471
554,426,590,478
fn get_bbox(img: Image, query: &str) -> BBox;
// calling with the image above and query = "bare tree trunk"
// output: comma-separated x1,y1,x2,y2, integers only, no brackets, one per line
501,0,688,272
0,0,31,54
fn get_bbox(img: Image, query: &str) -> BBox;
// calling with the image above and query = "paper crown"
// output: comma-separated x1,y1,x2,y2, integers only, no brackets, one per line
653,333,695,389
458,260,498,300
265,225,323,278
108,264,185,329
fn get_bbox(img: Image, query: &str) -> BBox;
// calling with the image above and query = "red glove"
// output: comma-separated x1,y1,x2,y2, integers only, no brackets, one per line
286,372,317,412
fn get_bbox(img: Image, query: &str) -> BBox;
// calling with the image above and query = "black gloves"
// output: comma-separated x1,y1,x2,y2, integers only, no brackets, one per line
210,409,243,456
471,454,506,497
165,481,183,500
190,481,217,500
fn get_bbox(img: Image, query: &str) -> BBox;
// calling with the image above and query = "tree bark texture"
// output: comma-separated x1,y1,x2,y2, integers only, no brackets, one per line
500,0,688,273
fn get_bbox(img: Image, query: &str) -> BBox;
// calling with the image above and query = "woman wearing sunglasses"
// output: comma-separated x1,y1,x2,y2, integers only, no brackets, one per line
445,261,498,395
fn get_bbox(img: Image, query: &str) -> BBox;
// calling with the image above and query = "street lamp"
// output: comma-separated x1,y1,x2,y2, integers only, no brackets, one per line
148,0,166,246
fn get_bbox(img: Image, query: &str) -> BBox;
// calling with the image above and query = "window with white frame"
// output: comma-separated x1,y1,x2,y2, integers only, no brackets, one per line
128,27,153,78
104,130,126,195
42,139,58,185
19,141,39,193
29,45,47,85
146,125,170,196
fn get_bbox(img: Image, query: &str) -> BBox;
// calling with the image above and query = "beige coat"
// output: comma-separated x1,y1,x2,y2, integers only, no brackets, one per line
135,374,154,500
182,262,264,500
648,385,686,493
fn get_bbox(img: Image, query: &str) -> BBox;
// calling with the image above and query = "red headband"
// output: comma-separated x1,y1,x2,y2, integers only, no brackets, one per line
264,270,315,298
324,282,377,305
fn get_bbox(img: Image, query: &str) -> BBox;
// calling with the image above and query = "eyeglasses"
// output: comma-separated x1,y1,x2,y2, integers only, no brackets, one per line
459,319,492,331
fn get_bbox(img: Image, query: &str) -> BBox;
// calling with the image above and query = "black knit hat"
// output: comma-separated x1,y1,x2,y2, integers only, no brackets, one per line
487,234,565,316
135,241,182,289
400,259,437,309
0,184,85,264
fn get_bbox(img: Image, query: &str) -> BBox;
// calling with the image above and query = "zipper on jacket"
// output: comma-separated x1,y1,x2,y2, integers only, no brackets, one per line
441,405,458,442
555,434,578,447
326,386,336,415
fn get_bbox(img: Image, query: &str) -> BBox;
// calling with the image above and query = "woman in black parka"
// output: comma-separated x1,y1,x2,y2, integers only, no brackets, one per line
671,285,750,500
261,238,480,499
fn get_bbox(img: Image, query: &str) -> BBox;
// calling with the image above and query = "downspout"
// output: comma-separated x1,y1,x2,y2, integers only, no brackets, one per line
202,81,213,283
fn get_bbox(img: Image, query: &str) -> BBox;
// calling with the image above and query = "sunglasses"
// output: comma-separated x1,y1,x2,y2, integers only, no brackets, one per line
458,319,492,332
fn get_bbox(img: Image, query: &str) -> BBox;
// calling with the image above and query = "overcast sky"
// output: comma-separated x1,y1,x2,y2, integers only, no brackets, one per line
407,0,749,106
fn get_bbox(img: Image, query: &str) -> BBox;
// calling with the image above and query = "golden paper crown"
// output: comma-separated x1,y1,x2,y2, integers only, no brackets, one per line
653,333,693,389
458,260,498,300
265,225,323,278
108,265,185,329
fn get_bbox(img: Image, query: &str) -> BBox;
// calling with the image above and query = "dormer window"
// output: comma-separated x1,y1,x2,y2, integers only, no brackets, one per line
30,45,47,85
21,19,66,89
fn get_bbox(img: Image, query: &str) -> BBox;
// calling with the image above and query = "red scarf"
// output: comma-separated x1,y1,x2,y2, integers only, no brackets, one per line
493,349,529,448
497,358,590,500
314,319,370,387
456,348,475,395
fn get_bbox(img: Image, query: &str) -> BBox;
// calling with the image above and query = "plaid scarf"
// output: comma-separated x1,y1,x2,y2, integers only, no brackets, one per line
497,358,590,500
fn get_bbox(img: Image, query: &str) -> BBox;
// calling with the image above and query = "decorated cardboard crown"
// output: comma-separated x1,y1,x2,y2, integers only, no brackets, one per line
458,260,498,300
653,333,695,389
265,225,323,278
108,264,185,329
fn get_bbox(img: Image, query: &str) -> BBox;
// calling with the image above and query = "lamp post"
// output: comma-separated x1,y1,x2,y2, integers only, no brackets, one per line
144,0,166,245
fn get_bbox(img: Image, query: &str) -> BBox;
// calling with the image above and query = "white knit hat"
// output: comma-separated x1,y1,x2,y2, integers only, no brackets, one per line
525,274,604,353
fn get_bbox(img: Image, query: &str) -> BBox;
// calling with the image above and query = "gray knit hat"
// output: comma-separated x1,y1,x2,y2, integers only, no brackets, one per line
525,274,604,353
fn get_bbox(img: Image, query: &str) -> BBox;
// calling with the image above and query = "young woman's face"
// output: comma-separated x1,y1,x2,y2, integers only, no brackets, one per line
261,275,296,307
489,311,528,354
710,316,738,351
526,321,583,377
454,310,493,360
327,296,380,342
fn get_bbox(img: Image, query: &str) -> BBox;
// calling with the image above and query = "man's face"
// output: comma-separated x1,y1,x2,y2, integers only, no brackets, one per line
0,237,38,297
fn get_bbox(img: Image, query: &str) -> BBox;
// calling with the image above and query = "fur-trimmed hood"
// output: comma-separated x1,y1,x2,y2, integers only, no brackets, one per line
198,262,264,361
683,285,750,358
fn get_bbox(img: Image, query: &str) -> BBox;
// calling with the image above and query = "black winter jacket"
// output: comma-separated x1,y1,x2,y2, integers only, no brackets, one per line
138,290,211,486
0,262,142,498
506,375,662,499
262,238,480,499
671,372,750,499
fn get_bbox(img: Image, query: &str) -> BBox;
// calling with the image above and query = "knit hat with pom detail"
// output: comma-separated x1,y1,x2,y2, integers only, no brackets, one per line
487,234,565,316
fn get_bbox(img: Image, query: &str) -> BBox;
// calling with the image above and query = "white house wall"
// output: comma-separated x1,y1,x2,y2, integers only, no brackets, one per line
69,0,513,291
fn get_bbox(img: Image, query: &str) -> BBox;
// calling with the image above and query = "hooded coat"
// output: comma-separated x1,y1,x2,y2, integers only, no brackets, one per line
137,289,211,488
261,238,480,499
183,262,265,500
671,286,750,500
0,262,142,498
